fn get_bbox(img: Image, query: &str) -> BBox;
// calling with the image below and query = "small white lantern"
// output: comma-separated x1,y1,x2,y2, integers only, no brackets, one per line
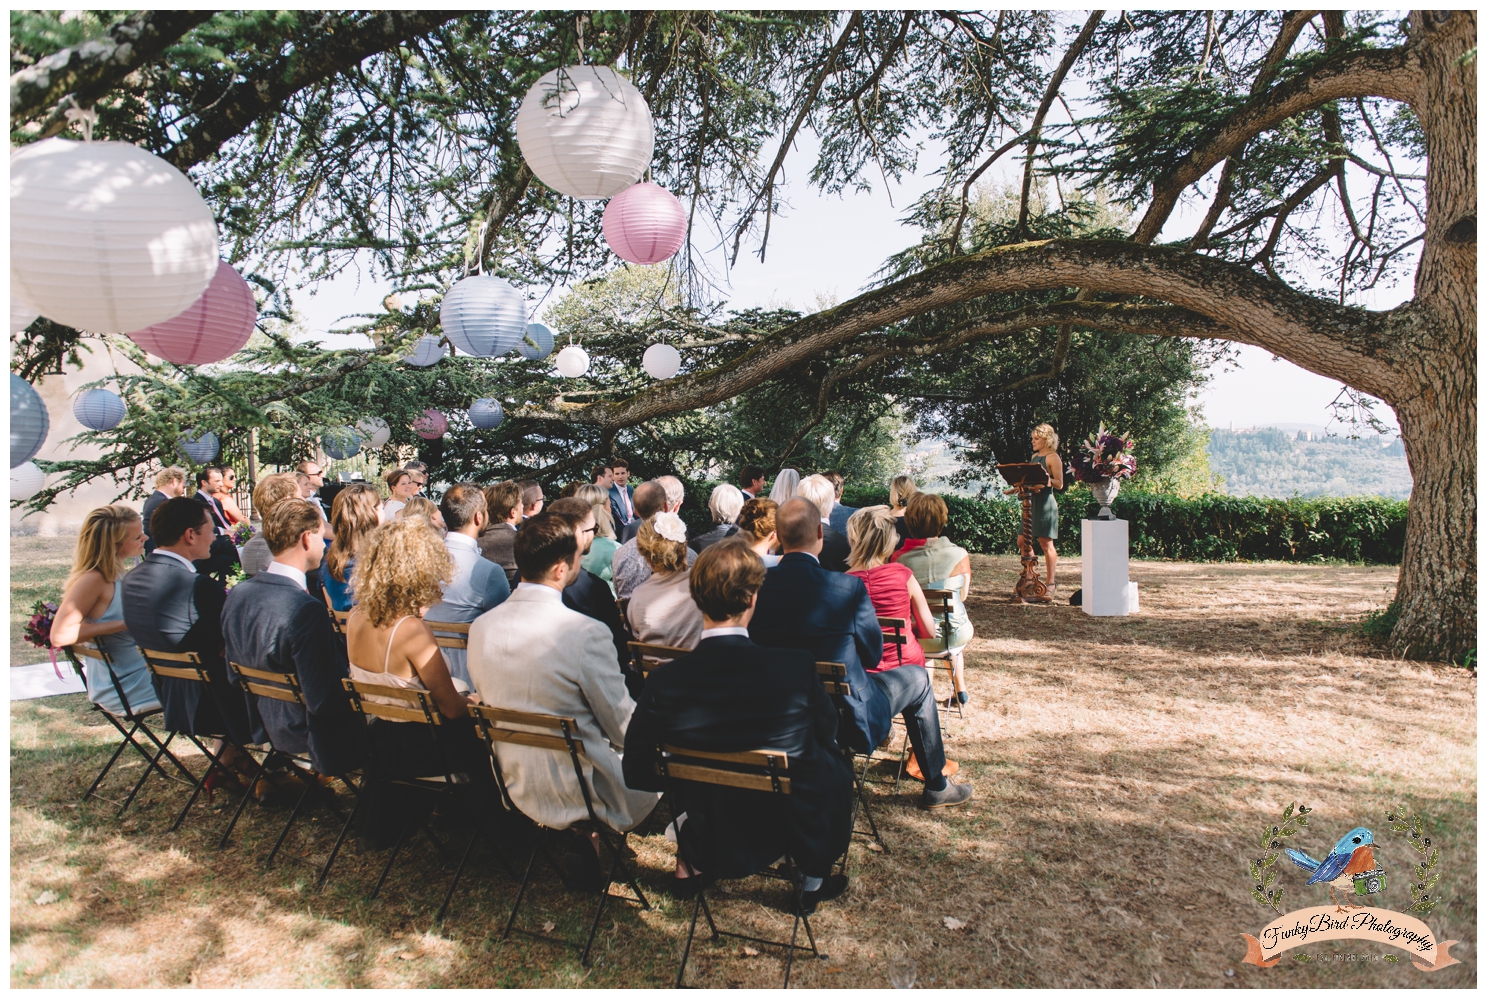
11,373,50,468
74,388,126,431
515,66,655,201
10,138,220,334
177,430,220,464
355,417,391,449
642,343,682,380
10,461,45,501
403,335,447,367
555,344,591,378
468,398,505,430
11,297,39,335
518,322,555,360
440,275,526,357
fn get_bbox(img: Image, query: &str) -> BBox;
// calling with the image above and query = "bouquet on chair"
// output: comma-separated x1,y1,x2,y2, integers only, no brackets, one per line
23,599,61,679
231,521,256,546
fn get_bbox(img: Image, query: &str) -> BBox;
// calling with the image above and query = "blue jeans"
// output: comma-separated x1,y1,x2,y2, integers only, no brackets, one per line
870,664,947,791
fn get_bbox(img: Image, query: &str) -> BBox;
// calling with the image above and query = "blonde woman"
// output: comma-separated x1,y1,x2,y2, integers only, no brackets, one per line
575,482,619,582
51,505,159,715
322,482,381,612
1026,423,1063,591
626,512,704,649
239,473,301,576
397,495,445,531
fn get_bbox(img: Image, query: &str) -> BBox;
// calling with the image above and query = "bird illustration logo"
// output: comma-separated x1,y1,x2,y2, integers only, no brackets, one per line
1286,826,1385,911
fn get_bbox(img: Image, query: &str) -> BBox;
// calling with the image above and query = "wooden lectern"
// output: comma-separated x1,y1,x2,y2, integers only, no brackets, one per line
998,462,1052,604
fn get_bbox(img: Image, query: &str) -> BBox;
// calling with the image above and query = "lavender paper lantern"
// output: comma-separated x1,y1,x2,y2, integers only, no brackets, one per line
355,417,391,449
468,398,505,430
11,462,45,501
177,430,220,464
642,343,682,380
518,322,555,361
11,138,220,334
322,427,361,460
126,260,257,365
603,182,687,265
439,275,526,357
515,66,655,201
11,297,39,335
413,409,448,440
74,388,126,431
11,374,50,468
403,335,447,367
554,344,591,378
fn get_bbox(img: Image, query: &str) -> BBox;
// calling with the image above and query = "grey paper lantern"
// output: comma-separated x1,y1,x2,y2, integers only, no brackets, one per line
177,430,220,464
322,427,362,461
74,388,126,431
11,374,50,468
468,398,505,430
403,335,447,367
439,275,526,357
518,322,555,360
10,461,45,501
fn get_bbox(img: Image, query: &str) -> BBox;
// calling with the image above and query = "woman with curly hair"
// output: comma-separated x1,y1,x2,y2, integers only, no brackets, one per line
626,512,703,649
737,496,782,567
321,483,381,611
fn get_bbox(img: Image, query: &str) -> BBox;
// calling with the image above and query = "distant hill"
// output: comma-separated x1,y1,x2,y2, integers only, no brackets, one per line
1207,428,1412,499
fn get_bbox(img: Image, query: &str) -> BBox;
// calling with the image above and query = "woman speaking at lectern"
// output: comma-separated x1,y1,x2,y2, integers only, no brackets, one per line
1009,424,1063,594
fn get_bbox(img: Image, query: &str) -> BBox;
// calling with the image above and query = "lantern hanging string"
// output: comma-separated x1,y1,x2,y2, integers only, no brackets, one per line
64,106,98,142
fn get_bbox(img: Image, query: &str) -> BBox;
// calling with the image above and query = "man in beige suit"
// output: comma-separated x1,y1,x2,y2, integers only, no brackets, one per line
467,512,660,835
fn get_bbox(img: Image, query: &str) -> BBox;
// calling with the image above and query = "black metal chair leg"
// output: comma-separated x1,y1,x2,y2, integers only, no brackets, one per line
675,890,705,988
370,811,417,900
434,826,480,924
317,790,362,889
783,911,800,988
265,781,315,867
169,736,225,831
502,842,541,941
85,724,136,800
580,862,614,967
116,739,167,817
218,749,270,849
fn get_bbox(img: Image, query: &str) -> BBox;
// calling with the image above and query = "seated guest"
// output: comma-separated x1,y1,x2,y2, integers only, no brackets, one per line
825,471,857,537
624,542,853,907
296,460,331,519
574,483,620,585
195,466,231,531
592,463,614,492
846,506,936,670
689,484,743,553
398,495,444,531
738,464,766,501
322,483,381,612
794,474,851,572
895,492,975,704
52,505,160,716
239,473,301,576
748,498,972,810
517,478,544,520
889,473,917,547
612,480,696,600
627,513,704,651
122,497,258,784
608,458,635,528
768,467,799,503
191,465,240,579
142,466,187,553
478,480,523,586
738,497,782,567
222,499,361,779
425,483,511,688
548,497,633,691
617,478,664,546
215,465,247,526
382,468,419,521
468,513,660,868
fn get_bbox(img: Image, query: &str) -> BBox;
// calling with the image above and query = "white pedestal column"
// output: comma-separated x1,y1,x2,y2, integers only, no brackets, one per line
1082,518,1137,616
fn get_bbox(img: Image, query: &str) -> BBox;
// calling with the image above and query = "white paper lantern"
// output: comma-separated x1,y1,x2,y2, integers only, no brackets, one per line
642,343,682,380
11,373,50,468
11,138,219,333
555,344,591,378
468,398,505,430
515,65,655,201
403,334,448,367
11,297,39,335
177,430,220,464
518,322,555,360
10,461,45,501
440,275,526,357
322,427,361,460
355,417,391,449
74,388,126,431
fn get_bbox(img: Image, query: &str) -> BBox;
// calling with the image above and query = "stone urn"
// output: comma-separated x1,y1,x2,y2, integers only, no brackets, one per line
1089,478,1120,520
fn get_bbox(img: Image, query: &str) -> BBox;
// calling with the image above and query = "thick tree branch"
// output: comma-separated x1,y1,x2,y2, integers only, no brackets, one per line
1015,10,1103,237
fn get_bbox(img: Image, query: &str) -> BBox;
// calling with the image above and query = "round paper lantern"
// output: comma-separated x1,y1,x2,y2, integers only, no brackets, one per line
603,182,687,265
11,374,50,468
126,260,256,365
414,409,448,440
355,417,391,450
11,138,219,333
322,427,361,460
555,344,591,378
518,322,555,361
403,334,447,367
11,297,39,335
515,65,655,201
468,398,505,430
176,430,220,464
642,343,682,380
74,388,126,431
439,275,526,357
10,462,45,501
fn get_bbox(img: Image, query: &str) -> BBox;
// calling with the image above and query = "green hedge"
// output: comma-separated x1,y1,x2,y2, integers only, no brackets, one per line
839,488,1408,564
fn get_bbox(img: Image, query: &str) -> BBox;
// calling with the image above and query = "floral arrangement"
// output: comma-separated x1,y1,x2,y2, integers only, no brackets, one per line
231,521,256,546
23,599,63,678
1068,426,1138,483
223,565,248,590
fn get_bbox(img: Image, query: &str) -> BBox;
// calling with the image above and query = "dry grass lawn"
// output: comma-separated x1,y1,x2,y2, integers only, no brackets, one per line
10,552,1475,987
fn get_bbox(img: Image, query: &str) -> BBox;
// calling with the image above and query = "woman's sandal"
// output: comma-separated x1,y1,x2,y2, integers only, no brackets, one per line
202,767,245,804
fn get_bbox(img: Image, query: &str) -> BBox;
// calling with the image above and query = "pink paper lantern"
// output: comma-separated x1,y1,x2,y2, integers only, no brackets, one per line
413,408,448,440
602,182,687,265
125,260,257,365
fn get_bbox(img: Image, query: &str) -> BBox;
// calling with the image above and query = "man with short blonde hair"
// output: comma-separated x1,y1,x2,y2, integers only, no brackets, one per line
143,467,189,553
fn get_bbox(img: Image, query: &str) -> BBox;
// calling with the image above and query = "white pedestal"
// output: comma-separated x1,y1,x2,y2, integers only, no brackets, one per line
1081,518,1137,616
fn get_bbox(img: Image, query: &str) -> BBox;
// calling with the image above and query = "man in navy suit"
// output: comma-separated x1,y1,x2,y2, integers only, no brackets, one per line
608,458,636,529
141,466,188,554
748,498,972,810
190,466,240,579
222,498,362,778
625,541,854,910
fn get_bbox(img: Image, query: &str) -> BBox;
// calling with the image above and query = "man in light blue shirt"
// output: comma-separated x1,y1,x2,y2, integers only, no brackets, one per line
426,482,510,687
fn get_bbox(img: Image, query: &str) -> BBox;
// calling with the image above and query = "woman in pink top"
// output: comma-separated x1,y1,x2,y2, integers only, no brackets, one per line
845,506,937,669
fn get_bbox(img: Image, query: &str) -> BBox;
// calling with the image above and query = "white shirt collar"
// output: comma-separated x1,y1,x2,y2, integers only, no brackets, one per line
446,532,479,552
155,549,198,573
820,516,831,525
516,581,563,599
700,626,750,640
264,561,307,590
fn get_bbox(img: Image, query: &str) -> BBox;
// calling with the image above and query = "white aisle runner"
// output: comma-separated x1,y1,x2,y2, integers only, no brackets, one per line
9,662,86,700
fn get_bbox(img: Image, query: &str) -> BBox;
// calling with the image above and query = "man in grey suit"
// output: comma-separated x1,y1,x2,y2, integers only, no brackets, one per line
824,471,857,537
222,498,362,778
426,483,510,688
141,466,188,554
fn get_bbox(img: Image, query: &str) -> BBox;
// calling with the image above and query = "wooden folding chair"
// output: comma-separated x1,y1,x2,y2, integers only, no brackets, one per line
815,662,889,864
427,619,472,651
468,703,650,967
626,641,692,685
920,590,967,715
140,648,266,841
326,607,351,638
61,641,194,815
655,744,822,988
228,663,357,868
